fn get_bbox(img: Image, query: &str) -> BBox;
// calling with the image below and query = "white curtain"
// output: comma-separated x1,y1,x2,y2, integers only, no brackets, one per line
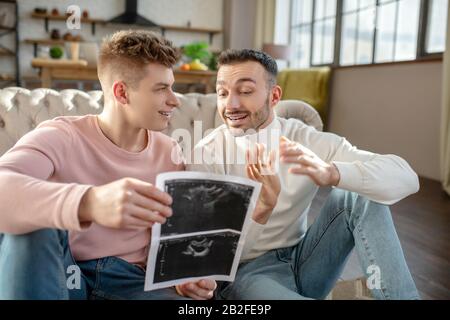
253,0,276,50
441,4,450,195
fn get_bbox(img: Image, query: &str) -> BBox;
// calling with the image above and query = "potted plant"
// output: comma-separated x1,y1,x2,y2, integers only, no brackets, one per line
49,46,64,59
181,41,212,71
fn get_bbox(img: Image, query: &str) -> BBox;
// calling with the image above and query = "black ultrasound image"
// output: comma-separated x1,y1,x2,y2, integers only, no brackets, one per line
160,179,254,237
154,232,239,283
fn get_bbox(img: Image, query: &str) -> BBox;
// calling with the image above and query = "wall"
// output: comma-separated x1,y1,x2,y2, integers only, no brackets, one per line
328,60,443,181
226,0,287,51
0,0,223,78
224,0,256,50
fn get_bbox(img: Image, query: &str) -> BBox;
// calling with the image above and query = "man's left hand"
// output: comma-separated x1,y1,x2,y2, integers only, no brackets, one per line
279,136,340,187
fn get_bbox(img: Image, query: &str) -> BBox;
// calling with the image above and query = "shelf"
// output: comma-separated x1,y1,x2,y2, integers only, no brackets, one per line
174,69,217,76
25,38,83,45
160,25,221,34
31,12,105,24
0,25,14,31
160,25,222,44
30,12,222,44
0,74,15,81
31,57,88,68
24,38,84,57
31,12,106,35
0,48,14,56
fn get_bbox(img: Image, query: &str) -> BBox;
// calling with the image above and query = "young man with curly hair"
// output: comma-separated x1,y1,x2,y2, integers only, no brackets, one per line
0,30,215,300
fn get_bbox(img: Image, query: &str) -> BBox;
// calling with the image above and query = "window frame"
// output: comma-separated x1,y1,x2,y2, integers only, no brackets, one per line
287,0,446,68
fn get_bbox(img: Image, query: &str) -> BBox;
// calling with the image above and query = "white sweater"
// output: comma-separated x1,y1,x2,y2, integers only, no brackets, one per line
187,116,419,261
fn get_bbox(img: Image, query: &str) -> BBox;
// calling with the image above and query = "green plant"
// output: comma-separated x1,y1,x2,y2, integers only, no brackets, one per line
182,41,211,63
208,52,219,71
49,46,64,59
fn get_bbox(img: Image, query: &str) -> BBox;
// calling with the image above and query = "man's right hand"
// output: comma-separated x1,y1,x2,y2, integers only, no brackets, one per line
78,178,173,229
246,143,281,225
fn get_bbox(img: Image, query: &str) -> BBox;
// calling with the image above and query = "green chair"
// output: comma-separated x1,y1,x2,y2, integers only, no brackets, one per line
277,67,332,128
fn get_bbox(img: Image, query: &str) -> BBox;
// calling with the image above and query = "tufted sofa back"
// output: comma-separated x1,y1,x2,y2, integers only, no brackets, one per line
0,87,323,156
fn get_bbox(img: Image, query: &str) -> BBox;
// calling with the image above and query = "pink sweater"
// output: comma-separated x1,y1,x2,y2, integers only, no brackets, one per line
0,115,183,266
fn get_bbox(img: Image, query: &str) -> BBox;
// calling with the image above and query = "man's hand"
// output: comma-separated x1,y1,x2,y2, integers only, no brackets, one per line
279,136,340,186
246,143,281,225
175,279,217,300
78,178,173,229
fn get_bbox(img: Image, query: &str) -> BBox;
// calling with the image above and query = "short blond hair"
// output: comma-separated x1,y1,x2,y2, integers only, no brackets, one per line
98,30,180,89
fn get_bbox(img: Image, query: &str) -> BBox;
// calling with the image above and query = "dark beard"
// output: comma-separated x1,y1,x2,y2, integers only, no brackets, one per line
223,95,272,132
253,96,272,130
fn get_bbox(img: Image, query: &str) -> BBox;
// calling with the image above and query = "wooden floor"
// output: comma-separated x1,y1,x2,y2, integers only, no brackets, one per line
310,177,450,300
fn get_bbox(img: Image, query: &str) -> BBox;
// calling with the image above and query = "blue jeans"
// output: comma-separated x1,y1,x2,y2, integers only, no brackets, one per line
217,189,420,300
0,229,190,300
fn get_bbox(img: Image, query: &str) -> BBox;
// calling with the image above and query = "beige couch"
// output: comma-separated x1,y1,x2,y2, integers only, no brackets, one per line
0,87,323,156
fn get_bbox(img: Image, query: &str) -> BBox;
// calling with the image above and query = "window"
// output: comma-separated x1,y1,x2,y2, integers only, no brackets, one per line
374,0,420,63
340,0,376,65
426,0,449,53
290,0,313,67
289,0,337,67
286,0,448,67
312,0,337,65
